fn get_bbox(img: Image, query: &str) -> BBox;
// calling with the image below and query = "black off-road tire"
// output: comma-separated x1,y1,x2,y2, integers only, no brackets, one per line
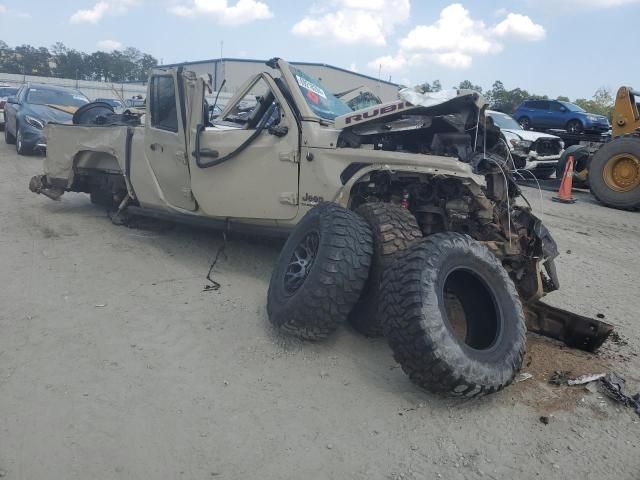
267,203,373,341
379,233,526,397
588,135,640,210
348,203,422,336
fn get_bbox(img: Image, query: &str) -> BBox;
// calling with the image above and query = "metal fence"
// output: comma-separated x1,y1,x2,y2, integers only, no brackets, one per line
0,72,147,101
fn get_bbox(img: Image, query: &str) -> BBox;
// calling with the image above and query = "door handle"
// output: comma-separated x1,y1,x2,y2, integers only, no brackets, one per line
149,143,163,152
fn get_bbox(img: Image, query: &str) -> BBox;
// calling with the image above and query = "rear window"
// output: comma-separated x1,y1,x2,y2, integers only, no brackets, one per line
27,87,89,107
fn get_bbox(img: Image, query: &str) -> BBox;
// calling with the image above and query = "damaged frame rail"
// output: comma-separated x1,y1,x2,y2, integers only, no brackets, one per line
525,301,614,352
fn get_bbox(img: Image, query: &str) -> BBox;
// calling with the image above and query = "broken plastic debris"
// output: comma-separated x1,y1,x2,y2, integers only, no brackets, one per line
568,373,606,386
549,371,572,386
516,373,533,383
599,373,640,417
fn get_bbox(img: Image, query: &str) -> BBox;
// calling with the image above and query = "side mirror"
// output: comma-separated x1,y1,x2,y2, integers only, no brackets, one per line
560,106,567,112
7,96,18,104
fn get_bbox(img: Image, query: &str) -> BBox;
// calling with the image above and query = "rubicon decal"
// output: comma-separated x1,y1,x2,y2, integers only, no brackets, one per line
343,101,410,125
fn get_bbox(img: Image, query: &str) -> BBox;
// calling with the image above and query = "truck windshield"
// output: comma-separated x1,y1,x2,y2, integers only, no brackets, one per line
290,67,352,121
27,88,89,108
489,111,522,130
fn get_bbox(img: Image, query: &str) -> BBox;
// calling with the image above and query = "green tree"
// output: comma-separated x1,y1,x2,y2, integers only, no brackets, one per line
574,86,614,119
418,80,442,93
458,80,482,93
51,42,89,80
1,40,159,82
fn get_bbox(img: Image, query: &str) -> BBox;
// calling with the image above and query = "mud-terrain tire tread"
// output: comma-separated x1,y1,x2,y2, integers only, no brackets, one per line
349,202,422,336
588,134,640,211
267,203,373,341
379,233,526,398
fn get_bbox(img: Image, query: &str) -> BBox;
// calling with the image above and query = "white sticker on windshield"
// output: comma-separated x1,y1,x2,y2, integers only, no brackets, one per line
295,75,327,99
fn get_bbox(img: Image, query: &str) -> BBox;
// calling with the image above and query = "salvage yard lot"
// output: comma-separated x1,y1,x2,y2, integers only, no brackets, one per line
0,141,639,479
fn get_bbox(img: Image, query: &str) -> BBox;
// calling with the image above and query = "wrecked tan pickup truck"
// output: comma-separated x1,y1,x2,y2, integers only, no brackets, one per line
29,58,612,398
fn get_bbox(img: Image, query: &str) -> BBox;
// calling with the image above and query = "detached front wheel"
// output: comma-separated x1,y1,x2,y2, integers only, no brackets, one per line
267,203,373,340
379,233,526,397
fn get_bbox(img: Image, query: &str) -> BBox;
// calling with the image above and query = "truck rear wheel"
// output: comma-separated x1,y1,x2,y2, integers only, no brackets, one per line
267,203,373,341
349,203,422,337
589,136,640,210
379,233,526,397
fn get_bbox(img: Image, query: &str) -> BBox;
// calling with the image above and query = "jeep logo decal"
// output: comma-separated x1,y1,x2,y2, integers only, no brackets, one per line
302,193,325,205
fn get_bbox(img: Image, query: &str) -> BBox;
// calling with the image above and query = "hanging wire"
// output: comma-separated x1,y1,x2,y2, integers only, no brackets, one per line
498,138,545,220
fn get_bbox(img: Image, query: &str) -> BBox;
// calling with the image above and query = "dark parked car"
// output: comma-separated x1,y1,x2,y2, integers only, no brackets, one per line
513,99,610,134
4,83,90,154
0,85,20,128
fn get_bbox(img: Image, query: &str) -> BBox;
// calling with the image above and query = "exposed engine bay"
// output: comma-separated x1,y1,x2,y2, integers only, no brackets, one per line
336,90,560,303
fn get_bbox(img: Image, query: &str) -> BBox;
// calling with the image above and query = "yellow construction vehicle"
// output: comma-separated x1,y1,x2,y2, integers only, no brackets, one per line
553,86,640,210
588,87,640,209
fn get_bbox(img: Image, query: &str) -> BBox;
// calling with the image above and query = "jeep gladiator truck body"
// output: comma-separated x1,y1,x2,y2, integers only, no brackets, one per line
31,58,561,305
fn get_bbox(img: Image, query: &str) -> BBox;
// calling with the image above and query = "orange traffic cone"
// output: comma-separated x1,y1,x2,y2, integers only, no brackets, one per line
552,154,577,204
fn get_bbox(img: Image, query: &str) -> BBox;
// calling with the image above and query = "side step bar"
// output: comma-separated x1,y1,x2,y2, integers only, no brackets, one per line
525,301,614,352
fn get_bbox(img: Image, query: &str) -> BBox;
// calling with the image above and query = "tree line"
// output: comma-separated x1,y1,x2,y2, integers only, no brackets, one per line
0,41,158,82
419,79,615,119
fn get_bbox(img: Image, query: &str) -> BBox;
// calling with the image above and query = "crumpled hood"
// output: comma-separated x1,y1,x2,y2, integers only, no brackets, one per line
334,88,487,130
501,128,561,142
24,104,74,125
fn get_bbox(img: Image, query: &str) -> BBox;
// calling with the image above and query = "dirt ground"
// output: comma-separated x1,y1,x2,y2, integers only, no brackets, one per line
0,141,639,480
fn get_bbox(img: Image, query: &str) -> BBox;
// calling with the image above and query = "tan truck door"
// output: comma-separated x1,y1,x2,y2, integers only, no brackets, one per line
144,69,197,211
187,74,299,220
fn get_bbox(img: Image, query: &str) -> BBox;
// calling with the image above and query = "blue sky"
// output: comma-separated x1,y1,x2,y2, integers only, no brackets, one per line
1,0,639,99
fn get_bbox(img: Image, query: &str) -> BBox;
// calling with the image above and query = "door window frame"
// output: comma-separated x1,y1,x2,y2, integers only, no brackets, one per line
149,75,179,133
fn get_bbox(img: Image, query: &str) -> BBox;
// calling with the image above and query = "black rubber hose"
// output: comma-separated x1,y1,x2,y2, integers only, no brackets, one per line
194,103,276,169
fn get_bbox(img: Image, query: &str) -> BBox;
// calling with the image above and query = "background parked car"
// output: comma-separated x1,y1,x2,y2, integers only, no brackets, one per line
488,110,565,179
4,83,90,155
0,84,20,129
513,99,610,134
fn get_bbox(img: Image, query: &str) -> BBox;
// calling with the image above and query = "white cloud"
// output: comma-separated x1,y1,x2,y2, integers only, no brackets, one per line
367,54,407,72
400,4,500,55
97,39,123,51
292,0,410,47
493,13,545,41
168,0,273,25
70,0,139,24
370,3,544,75
535,0,640,7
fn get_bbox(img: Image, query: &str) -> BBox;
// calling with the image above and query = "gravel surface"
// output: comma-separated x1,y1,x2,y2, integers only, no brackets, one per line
0,142,638,479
